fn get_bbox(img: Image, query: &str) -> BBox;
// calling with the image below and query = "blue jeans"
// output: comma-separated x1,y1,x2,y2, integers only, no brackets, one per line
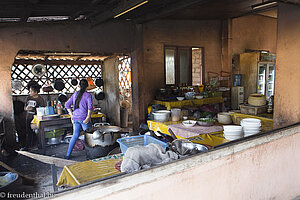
66,120,91,157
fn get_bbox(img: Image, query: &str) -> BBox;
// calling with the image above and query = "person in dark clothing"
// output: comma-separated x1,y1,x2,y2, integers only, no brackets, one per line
13,100,26,148
22,84,45,150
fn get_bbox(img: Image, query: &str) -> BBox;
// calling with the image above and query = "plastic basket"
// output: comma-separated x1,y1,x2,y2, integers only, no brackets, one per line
117,135,168,154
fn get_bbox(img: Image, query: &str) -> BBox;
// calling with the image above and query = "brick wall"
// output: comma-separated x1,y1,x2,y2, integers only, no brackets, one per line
192,48,202,85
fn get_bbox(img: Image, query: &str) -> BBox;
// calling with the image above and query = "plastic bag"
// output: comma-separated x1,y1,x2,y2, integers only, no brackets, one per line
73,139,85,151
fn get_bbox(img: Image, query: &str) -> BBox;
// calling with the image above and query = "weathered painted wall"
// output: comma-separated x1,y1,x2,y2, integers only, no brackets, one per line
138,20,222,125
0,21,134,145
232,14,277,54
53,124,300,200
273,3,300,128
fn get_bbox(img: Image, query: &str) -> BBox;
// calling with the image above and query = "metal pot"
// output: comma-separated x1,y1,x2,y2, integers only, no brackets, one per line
58,93,68,102
159,88,167,96
47,137,61,145
71,78,78,86
84,125,122,147
95,91,105,100
53,78,65,91
172,87,179,96
95,78,104,87
42,85,54,92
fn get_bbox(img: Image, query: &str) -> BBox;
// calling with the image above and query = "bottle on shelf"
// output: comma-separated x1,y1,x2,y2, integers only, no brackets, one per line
56,101,63,115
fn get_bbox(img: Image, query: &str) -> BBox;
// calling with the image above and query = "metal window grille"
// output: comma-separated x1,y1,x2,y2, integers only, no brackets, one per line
118,56,131,90
11,63,102,95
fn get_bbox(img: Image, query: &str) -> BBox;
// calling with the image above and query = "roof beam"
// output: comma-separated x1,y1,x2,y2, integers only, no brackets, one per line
90,0,149,26
68,2,111,21
21,5,32,22
134,0,210,23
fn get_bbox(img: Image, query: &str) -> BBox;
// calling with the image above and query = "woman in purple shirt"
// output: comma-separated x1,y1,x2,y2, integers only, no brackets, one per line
65,79,93,159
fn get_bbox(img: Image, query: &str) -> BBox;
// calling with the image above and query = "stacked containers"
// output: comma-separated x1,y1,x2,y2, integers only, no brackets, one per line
240,118,261,137
223,125,243,140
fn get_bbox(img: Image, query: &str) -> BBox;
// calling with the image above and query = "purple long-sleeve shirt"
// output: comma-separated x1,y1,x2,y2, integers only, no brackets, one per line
65,91,93,121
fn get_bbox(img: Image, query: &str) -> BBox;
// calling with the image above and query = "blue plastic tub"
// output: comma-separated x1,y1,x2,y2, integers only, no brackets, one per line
0,172,19,189
117,135,168,154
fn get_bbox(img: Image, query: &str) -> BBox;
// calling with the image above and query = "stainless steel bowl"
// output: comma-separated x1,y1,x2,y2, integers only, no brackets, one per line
182,142,208,153
197,118,216,126
171,139,208,155
47,137,61,145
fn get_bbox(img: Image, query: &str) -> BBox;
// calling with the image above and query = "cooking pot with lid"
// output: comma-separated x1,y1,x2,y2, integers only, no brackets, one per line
84,124,122,147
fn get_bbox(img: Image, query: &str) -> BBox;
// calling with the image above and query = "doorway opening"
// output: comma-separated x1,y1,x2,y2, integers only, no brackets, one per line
164,46,204,86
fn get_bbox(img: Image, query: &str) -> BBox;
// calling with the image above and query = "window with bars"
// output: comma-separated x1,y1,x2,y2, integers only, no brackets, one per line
118,56,131,90
11,62,102,95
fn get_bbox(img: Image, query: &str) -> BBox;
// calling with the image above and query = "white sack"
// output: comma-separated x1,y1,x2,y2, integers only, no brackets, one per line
121,143,179,173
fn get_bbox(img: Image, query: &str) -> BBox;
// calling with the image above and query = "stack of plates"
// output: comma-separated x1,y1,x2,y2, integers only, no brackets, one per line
223,125,243,141
240,118,261,137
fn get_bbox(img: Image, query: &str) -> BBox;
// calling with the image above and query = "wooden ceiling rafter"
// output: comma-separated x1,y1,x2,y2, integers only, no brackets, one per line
89,0,150,26
69,0,116,21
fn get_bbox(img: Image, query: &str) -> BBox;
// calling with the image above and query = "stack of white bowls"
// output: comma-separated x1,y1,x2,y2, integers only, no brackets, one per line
223,125,243,141
240,118,261,137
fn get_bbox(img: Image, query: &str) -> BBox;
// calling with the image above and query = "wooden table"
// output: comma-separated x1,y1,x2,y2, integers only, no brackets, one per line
38,117,73,154
34,113,105,154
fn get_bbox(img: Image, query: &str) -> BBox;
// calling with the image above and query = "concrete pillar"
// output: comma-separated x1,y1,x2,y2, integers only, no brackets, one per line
273,3,300,128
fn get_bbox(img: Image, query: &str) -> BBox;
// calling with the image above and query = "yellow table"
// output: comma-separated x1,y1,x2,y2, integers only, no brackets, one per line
230,113,273,132
153,96,223,110
32,113,105,127
147,120,229,147
57,153,123,186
